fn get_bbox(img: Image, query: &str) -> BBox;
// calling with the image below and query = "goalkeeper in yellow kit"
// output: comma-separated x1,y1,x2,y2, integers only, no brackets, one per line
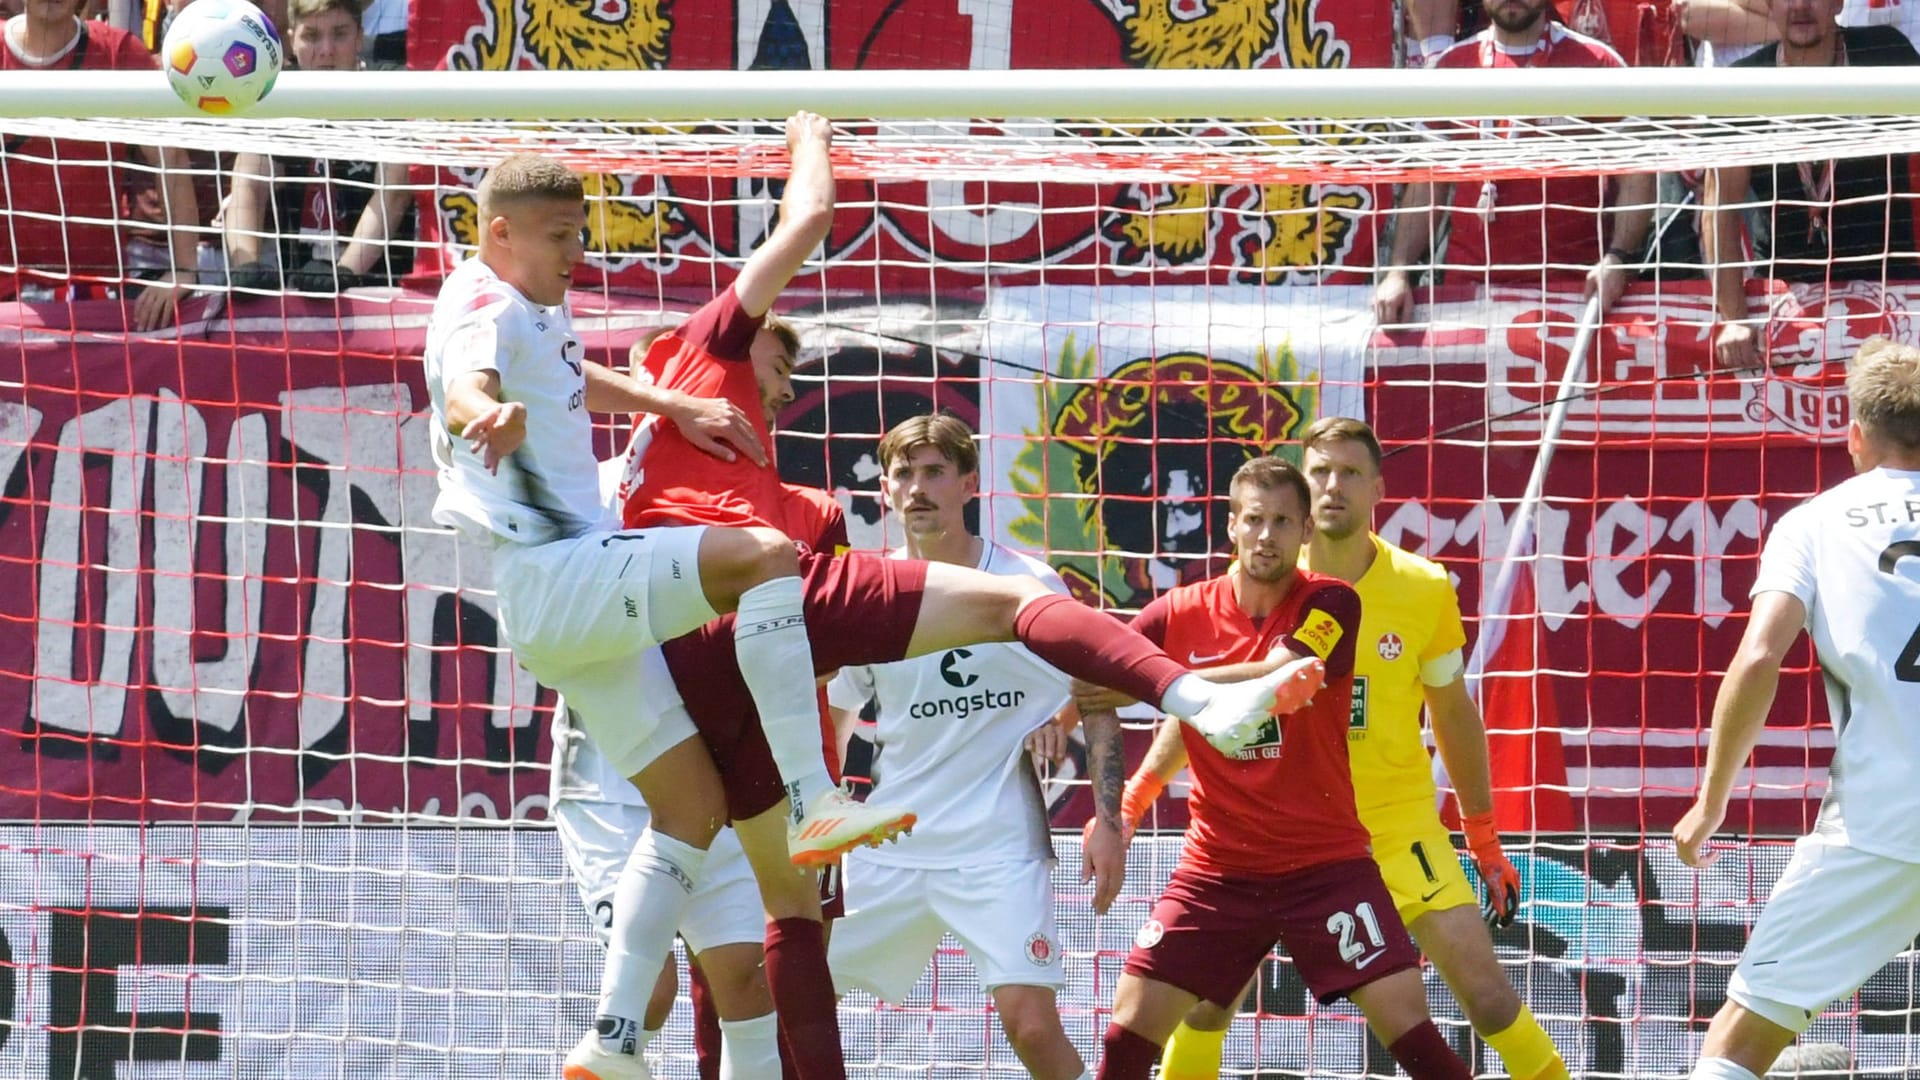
1119,418,1570,1080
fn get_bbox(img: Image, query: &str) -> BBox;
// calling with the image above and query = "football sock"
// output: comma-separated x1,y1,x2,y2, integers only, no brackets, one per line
1096,1023,1163,1080
1011,594,1186,707
594,830,705,1056
689,961,721,1080
1387,1021,1474,1080
1690,1060,1761,1080
718,1013,782,1080
765,917,846,1080
734,577,833,820
1484,1006,1568,1080
1158,1021,1229,1080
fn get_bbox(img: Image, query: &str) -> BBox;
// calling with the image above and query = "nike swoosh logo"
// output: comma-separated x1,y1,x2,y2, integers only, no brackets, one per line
1353,950,1386,970
1188,649,1230,665
1420,886,1446,903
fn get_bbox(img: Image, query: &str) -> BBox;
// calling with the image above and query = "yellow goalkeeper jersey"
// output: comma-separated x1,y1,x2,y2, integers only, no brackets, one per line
1300,534,1468,821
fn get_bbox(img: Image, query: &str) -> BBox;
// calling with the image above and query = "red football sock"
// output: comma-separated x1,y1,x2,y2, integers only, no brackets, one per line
1097,1023,1163,1080
1387,1021,1473,1080
764,917,845,1080
688,961,721,1080
1013,594,1185,707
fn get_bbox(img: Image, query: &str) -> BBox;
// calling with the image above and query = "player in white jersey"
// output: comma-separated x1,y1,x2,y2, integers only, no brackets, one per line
825,414,1127,1080
424,147,911,1080
1674,337,1920,1080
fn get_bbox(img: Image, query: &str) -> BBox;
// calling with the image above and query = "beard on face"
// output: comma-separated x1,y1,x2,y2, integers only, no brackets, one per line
1490,0,1548,34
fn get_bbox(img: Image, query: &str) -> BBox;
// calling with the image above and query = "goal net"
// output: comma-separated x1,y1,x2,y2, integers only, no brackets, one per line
1,61,1912,1080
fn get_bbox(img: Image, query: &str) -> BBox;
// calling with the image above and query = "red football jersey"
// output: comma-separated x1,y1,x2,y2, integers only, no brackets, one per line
1132,570,1369,877
1431,24,1624,284
1,21,158,292
619,288,785,532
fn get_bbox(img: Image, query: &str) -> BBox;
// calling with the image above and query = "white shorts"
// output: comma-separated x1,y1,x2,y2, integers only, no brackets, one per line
552,795,763,957
1728,832,1920,1034
492,524,712,676
828,856,1062,1004
496,525,712,779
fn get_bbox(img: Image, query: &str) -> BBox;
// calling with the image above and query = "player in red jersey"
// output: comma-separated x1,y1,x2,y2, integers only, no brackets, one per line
1087,456,1473,1080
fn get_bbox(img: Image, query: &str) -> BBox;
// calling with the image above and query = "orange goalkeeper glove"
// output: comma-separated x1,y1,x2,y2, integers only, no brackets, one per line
1463,810,1521,929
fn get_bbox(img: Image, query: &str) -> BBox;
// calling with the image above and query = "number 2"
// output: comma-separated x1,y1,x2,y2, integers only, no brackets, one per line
1881,541,1920,683
1326,902,1386,962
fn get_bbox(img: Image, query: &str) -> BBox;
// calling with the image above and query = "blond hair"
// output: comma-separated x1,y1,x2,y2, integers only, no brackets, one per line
1850,336,1920,452
477,154,584,219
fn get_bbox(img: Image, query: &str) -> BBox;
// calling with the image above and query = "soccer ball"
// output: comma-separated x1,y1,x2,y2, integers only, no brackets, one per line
163,0,283,116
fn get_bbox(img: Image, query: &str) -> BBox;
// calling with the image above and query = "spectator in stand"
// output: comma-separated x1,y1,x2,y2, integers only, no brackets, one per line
1373,0,1656,326
1408,0,1675,64
1,0,201,329
357,0,401,65
1677,0,1776,63
1706,0,1920,368
223,0,415,295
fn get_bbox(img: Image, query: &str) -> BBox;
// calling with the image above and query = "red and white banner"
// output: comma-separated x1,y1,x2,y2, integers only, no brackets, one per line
0,277,1890,832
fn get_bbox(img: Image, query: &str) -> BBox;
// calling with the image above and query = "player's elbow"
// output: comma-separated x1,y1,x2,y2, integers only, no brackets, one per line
783,198,834,246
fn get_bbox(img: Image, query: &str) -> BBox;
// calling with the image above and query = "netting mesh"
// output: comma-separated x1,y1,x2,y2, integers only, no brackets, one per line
2,62,1915,1080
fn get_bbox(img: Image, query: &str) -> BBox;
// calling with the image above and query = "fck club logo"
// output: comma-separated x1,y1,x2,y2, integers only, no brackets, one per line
1377,633,1404,661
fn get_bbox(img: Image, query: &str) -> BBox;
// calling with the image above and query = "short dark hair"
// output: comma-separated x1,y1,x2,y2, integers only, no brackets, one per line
1300,416,1383,473
290,0,363,28
761,313,801,361
1850,336,1920,452
477,154,584,219
1228,455,1309,518
876,413,978,476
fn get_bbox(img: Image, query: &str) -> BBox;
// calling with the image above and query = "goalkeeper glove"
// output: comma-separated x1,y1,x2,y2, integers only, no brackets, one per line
1463,810,1521,929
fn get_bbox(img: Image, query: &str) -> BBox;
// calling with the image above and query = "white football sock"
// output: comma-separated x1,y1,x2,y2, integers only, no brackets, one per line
1157,673,1213,719
595,830,707,1054
1690,1059,1760,1080
718,1012,782,1080
734,576,833,819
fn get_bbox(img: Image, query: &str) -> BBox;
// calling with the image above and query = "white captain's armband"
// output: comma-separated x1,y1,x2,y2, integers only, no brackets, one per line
1420,648,1465,688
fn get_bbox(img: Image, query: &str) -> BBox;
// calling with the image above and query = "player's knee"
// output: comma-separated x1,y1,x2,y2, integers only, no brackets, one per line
1184,998,1234,1032
1457,969,1523,1033
994,990,1067,1055
698,526,800,606
646,787,726,848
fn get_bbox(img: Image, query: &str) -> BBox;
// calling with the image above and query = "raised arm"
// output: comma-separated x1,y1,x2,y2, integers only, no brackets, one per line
731,111,836,318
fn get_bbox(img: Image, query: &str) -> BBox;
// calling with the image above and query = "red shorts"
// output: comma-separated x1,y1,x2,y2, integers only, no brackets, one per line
1123,857,1418,1008
663,552,928,821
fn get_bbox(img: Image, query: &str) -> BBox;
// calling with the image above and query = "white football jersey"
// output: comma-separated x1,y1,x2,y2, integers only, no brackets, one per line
827,543,1070,868
1752,466,1920,863
424,257,611,545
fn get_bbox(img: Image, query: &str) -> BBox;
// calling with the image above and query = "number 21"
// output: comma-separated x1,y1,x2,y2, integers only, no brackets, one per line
1326,902,1386,962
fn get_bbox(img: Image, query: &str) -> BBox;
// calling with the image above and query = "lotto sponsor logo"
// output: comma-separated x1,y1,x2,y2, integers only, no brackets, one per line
1295,608,1343,659
1376,632,1403,661
908,687,1029,721
1025,932,1056,966
1134,919,1165,950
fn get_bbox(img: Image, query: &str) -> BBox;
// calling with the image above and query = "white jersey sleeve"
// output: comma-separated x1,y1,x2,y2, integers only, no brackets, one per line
1756,467,1920,862
836,543,1070,869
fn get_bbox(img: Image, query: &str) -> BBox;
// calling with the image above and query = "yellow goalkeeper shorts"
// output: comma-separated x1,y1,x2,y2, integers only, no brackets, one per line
1368,807,1478,927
